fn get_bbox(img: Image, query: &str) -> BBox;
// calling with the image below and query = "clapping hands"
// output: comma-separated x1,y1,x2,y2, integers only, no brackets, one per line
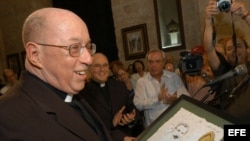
158,83,177,104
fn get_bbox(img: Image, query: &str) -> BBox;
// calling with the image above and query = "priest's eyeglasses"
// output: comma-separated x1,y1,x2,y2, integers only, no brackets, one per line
35,42,96,57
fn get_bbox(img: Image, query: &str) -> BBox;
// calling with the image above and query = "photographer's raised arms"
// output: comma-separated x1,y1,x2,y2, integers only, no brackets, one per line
204,0,250,123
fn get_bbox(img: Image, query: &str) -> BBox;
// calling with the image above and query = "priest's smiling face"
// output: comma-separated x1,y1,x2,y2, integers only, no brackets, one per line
89,53,110,83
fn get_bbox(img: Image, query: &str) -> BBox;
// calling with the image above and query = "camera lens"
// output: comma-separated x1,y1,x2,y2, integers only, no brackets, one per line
218,1,230,12
186,61,197,70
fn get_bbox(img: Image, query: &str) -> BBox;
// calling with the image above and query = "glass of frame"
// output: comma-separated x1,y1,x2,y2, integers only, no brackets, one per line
153,0,185,51
121,23,149,60
135,95,240,141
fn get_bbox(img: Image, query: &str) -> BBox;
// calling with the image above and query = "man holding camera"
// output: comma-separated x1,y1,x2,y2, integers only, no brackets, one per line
204,0,250,123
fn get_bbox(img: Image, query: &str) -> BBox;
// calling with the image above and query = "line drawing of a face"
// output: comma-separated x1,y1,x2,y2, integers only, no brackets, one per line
172,123,189,139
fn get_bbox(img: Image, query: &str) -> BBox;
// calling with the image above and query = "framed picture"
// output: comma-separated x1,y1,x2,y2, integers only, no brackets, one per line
6,53,21,76
136,95,241,141
121,23,149,60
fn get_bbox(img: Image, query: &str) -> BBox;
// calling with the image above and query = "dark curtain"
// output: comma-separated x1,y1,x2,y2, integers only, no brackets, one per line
52,0,119,62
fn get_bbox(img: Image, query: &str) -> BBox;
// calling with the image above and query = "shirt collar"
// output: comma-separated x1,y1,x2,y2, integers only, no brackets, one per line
64,94,73,103
91,79,106,87
26,71,68,102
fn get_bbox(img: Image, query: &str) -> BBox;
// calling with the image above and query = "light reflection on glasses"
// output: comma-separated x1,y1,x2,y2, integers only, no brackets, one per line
91,63,109,69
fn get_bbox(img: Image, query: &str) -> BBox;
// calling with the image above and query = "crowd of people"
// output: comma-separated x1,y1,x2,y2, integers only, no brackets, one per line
1,0,250,140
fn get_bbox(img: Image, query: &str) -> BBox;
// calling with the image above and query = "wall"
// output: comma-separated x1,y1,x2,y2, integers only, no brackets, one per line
0,27,5,82
112,0,250,68
111,0,203,67
0,0,52,80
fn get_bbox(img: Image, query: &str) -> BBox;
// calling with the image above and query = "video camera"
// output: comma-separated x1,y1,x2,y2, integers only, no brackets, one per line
178,51,203,75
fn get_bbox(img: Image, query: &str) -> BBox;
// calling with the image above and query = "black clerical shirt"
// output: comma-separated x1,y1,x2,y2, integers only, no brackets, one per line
30,74,107,141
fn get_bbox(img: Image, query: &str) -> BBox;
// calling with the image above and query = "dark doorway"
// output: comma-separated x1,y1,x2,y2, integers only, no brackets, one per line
52,0,119,62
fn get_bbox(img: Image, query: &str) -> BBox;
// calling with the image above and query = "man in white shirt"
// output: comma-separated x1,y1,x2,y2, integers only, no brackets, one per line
133,49,189,127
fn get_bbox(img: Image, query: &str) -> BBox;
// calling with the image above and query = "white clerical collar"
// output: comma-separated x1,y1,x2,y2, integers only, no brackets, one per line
100,83,105,87
64,94,73,103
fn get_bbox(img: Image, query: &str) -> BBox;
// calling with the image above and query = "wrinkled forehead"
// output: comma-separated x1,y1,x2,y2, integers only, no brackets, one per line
147,51,164,60
92,54,109,65
22,8,89,48
117,69,126,74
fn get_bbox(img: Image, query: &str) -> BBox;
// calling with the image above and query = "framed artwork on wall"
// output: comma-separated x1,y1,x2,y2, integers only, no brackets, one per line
121,23,149,60
6,53,21,76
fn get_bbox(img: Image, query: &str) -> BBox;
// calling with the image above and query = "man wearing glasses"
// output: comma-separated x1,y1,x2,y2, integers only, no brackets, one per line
0,7,113,141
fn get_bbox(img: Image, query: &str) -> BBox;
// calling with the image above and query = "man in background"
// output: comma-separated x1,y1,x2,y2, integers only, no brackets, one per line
80,53,141,141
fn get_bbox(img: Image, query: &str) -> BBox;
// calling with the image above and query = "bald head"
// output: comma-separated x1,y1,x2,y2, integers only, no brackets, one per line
21,8,92,94
22,7,88,45
92,53,108,62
